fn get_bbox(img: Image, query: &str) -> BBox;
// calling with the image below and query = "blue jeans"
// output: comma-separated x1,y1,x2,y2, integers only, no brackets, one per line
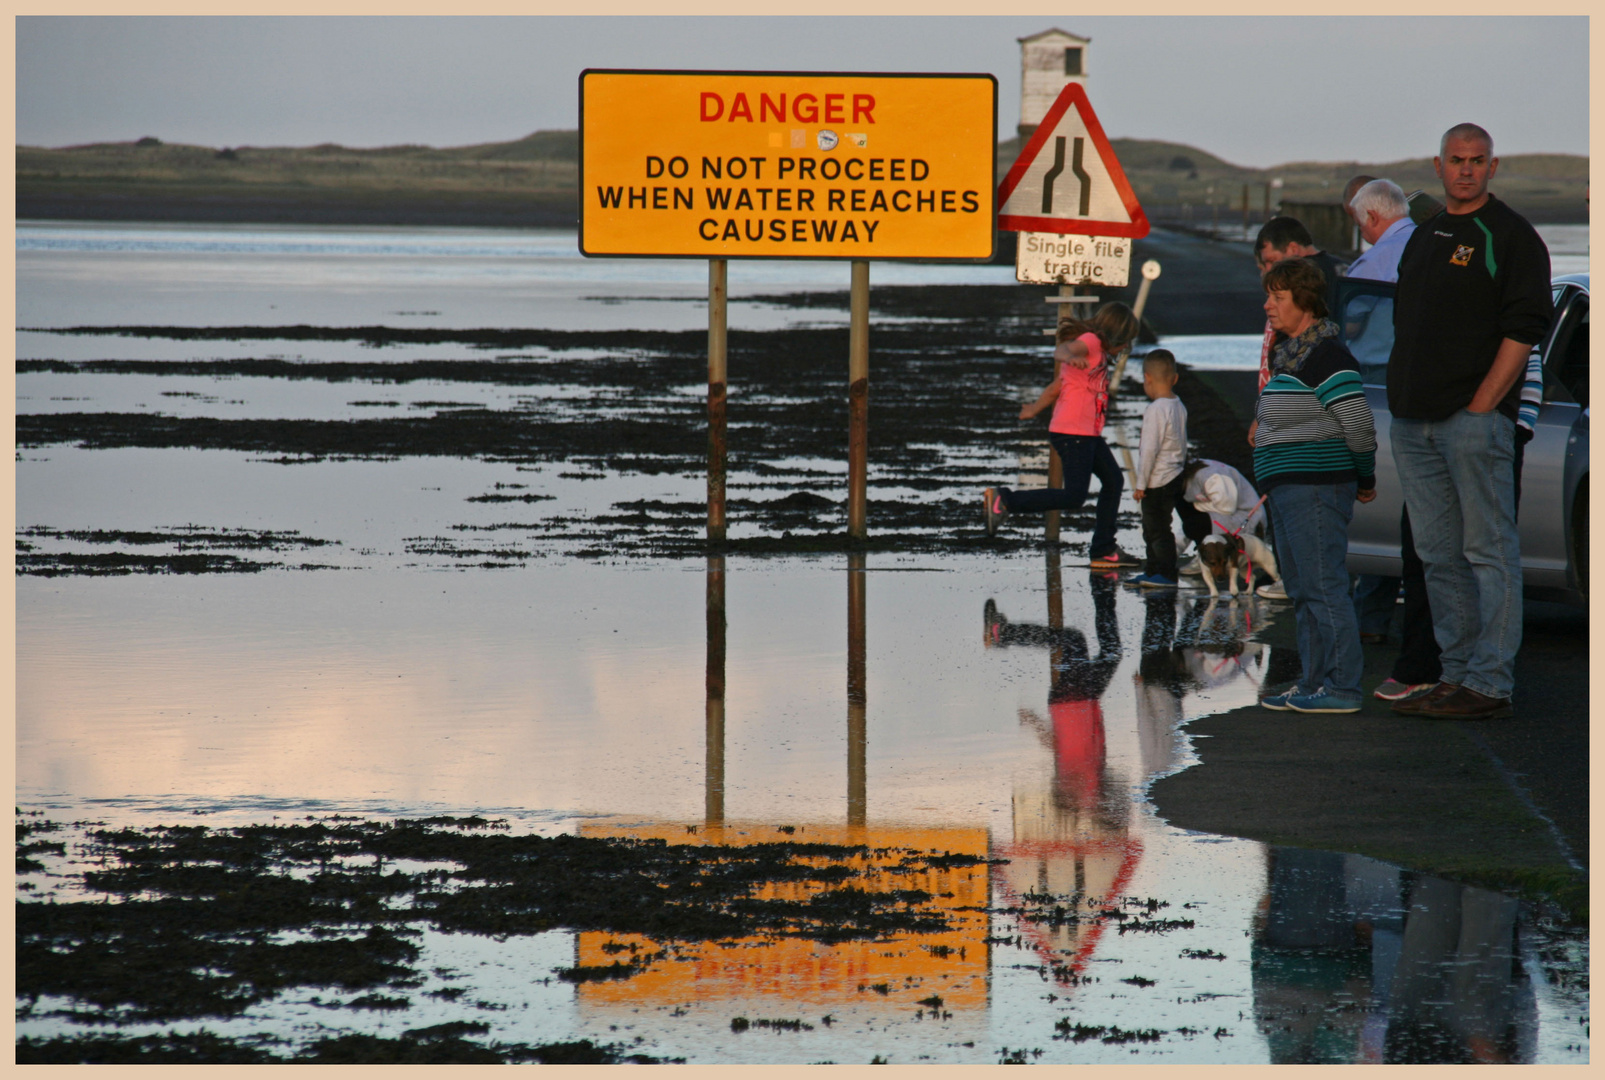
1267,481,1363,697
1390,409,1521,699
1352,573,1400,637
999,433,1122,555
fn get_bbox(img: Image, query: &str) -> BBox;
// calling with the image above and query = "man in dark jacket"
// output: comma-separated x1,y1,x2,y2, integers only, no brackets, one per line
1385,123,1552,721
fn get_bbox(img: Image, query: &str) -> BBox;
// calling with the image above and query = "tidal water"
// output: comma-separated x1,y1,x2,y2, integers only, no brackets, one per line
14,221,1589,1064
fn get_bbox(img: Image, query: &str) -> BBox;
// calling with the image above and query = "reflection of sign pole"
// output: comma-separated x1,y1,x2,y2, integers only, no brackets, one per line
705,556,726,836
846,553,867,830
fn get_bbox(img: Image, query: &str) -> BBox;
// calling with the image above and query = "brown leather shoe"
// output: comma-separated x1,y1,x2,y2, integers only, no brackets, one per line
1390,681,1459,716
1414,685,1514,721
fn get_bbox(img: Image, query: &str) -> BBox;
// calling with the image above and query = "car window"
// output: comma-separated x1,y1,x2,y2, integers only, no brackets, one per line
1545,293,1588,408
1336,278,1397,386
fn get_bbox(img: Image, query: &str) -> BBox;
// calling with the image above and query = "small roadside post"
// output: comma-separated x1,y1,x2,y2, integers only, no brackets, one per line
995,82,1151,544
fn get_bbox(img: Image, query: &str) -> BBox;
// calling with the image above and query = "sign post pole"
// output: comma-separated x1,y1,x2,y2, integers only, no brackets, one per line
847,259,870,540
582,70,996,545
707,259,728,544
1043,282,1074,542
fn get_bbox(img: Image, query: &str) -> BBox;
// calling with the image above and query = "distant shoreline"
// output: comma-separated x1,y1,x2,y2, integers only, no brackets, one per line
18,132,1588,230
17,192,1588,234
15,190,581,231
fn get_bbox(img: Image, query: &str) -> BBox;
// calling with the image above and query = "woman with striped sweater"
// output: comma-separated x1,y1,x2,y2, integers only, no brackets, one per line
1254,258,1379,715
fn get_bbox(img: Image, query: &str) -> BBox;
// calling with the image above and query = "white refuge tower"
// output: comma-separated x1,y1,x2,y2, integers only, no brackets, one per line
1017,28,1090,138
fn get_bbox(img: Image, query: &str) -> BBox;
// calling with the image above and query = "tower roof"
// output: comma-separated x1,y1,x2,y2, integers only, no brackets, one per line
1018,28,1091,45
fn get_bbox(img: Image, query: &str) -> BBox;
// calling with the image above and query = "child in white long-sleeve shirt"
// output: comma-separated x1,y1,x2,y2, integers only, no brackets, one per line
1130,350,1188,587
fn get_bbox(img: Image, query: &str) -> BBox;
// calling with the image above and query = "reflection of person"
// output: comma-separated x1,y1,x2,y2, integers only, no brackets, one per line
1251,849,1534,1064
985,572,1121,812
983,303,1143,570
1254,258,1377,714
1134,593,1263,780
1386,123,1552,721
1129,350,1188,588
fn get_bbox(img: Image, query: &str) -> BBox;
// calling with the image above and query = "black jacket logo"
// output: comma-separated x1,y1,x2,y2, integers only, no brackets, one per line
1450,244,1474,267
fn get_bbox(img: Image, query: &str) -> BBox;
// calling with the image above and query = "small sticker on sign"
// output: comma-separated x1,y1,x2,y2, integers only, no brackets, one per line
790,129,806,149
816,130,839,151
846,133,867,148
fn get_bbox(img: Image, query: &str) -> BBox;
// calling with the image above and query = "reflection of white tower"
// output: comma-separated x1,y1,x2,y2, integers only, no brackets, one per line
1018,28,1090,138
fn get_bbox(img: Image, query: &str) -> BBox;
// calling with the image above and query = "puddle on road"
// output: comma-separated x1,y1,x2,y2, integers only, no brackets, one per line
17,555,1588,1064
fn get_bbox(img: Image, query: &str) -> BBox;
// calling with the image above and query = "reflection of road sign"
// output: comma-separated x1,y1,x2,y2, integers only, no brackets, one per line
997,82,1148,239
1015,230,1131,286
581,70,997,260
574,821,990,1012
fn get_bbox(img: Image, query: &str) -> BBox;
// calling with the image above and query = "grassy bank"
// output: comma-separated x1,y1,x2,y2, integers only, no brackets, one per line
18,131,1588,229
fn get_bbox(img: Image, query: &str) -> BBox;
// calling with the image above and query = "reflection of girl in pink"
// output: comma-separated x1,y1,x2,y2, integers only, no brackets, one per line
985,572,1123,817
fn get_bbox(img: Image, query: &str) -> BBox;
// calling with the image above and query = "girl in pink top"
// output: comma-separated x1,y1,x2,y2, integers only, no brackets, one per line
982,302,1142,569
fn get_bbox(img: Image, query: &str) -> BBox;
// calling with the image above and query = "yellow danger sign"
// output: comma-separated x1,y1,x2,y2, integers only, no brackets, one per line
580,70,997,260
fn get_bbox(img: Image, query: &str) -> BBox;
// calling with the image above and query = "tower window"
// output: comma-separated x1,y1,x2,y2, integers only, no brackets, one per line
1064,48,1083,76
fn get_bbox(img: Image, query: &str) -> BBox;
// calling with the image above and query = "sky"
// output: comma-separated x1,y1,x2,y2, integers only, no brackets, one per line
15,16,1590,168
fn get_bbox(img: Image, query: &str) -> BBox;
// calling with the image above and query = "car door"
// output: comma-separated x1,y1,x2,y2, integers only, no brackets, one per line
1335,277,1402,573
1527,282,1588,597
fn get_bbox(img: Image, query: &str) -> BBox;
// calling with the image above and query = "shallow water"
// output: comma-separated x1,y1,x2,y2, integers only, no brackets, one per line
14,222,1588,1064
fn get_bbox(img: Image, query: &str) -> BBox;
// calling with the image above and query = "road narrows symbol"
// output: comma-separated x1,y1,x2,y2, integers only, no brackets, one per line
1071,137,1091,216
1041,137,1066,214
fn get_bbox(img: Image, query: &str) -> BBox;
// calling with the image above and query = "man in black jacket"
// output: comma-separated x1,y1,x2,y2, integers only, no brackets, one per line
1385,123,1552,721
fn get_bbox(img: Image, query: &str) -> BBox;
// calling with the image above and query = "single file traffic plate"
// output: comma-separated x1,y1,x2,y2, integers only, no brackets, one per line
580,69,997,260
1014,231,1132,286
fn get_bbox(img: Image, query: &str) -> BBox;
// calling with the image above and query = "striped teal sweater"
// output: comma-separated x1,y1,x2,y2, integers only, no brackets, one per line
1253,334,1377,492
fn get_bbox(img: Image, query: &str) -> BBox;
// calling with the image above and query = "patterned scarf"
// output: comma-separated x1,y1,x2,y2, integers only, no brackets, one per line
1270,318,1340,377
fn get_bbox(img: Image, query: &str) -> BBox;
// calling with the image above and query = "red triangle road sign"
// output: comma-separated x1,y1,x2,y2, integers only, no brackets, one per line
998,83,1150,239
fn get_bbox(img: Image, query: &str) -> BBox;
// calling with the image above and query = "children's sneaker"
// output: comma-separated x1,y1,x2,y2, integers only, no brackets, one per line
982,488,1008,536
1178,555,1205,576
1260,688,1300,711
1255,579,1289,600
983,598,1008,647
1089,548,1141,569
1372,678,1434,702
1129,573,1178,589
1287,688,1363,714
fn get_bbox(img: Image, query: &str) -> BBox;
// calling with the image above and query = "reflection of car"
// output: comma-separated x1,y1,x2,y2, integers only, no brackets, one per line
1339,272,1589,605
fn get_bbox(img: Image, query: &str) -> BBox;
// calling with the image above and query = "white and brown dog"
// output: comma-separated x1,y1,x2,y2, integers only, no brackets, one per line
1196,530,1280,599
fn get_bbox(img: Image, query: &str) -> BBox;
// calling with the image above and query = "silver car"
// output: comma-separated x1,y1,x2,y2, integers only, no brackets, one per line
1338,272,1588,606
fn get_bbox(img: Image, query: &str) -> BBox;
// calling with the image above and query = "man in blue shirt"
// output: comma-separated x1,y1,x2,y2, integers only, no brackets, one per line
1346,180,1415,283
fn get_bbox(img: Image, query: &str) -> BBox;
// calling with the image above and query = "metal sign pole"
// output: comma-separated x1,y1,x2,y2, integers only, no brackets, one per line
1044,282,1075,542
707,259,728,544
847,260,870,539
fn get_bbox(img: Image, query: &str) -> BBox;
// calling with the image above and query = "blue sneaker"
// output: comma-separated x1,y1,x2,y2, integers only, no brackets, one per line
1129,573,1177,589
1260,688,1301,711
1287,688,1363,714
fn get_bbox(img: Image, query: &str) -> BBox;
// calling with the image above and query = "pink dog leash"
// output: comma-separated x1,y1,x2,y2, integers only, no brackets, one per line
1209,494,1270,593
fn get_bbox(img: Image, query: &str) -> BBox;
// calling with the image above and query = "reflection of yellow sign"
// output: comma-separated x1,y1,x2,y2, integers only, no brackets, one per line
574,821,989,1011
580,71,997,260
